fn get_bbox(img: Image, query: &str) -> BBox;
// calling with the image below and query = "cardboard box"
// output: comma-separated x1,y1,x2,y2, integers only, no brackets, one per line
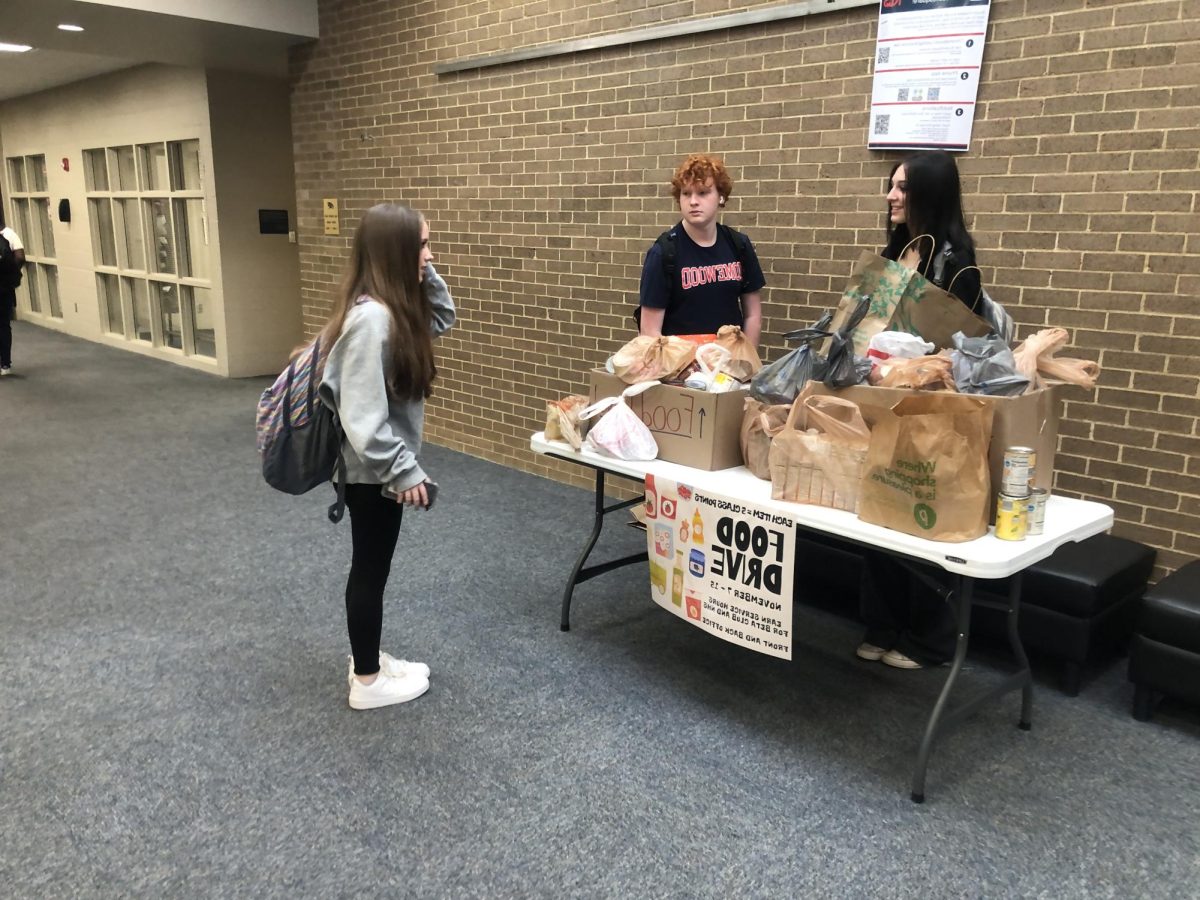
588,370,746,470
809,383,1060,519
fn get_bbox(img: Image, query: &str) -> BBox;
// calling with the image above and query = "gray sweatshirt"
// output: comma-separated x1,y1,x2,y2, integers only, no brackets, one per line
318,264,456,492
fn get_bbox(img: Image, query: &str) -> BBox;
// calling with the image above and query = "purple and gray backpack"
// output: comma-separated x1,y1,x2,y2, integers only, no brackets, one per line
256,336,346,522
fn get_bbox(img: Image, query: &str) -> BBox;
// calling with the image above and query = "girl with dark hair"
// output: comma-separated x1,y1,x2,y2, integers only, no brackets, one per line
882,150,982,313
318,203,456,708
856,151,984,670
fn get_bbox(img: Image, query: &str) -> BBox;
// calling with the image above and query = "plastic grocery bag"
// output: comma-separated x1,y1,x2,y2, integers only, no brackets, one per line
714,324,763,381
545,394,589,449
823,297,873,389
580,381,659,460
610,335,696,384
749,312,832,404
1012,327,1100,393
867,331,935,363
878,354,957,391
951,332,1029,396
741,396,792,480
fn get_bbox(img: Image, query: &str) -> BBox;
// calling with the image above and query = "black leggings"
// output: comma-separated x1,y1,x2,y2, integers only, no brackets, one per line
344,482,404,677
1,293,14,368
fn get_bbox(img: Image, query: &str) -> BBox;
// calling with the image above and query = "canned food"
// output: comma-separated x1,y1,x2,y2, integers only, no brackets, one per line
995,492,1028,541
1002,446,1037,497
1026,488,1048,536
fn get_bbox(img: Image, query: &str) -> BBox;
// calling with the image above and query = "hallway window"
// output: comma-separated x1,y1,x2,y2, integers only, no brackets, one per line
83,139,214,358
6,153,62,319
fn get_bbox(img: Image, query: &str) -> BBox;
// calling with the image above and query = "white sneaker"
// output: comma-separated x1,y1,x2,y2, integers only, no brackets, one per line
0,367,11,377
347,652,430,687
882,649,923,670
348,670,429,710
856,642,888,661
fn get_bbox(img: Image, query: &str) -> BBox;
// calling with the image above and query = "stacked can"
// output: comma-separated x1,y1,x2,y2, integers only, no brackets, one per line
995,447,1037,541
1026,488,1048,536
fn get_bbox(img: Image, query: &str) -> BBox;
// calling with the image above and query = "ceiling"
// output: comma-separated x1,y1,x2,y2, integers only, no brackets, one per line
0,0,317,102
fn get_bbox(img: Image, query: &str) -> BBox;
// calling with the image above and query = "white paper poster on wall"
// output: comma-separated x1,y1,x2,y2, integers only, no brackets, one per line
868,0,992,151
643,475,796,660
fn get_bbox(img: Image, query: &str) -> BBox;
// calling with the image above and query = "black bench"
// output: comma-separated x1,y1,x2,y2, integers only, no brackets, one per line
973,534,1156,695
1128,560,1200,722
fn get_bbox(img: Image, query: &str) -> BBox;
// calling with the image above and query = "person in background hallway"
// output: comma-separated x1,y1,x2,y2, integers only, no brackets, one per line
0,220,27,376
857,150,983,670
637,153,766,346
317,203,456,709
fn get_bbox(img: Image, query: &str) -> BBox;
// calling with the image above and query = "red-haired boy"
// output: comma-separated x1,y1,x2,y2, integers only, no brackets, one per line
637,154,765,346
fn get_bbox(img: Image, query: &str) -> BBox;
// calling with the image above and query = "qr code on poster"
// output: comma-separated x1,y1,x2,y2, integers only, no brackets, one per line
876,46,890,64
875,114,890,135
897,88,909,101
929,87,941,100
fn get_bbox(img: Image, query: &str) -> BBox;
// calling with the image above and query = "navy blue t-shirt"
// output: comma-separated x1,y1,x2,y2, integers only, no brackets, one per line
638,224,766,336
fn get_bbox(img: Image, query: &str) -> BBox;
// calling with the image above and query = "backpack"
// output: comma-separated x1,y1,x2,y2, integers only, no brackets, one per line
632,223,751,329
0,233,22,289
256,336,347,523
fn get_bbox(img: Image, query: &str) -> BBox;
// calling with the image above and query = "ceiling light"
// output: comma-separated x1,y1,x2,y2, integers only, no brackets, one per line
58,24,85,32
0,42,32,52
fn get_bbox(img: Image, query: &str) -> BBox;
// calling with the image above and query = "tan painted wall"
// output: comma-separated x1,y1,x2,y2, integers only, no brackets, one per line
289,0,1200,577
207,70,302,378
0,63,303,377
0,65,220,372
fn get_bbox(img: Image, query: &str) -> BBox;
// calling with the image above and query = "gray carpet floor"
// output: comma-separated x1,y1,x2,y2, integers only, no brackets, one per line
1,321,1198,899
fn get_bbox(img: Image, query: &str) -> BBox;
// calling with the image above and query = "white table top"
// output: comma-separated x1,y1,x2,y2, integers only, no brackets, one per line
531,432,1114,580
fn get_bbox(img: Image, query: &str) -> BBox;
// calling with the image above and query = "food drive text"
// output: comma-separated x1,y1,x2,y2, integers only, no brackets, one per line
709,516,785,595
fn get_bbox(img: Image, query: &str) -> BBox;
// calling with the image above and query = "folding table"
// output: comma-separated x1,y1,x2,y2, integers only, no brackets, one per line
531,432,1114,802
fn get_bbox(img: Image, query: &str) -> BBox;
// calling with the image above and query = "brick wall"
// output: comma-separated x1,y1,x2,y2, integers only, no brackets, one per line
289,0,1200,577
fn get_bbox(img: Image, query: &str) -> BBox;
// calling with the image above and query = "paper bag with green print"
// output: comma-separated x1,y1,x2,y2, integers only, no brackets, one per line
857,393,993,543
825,249,926,357
826,239,991,356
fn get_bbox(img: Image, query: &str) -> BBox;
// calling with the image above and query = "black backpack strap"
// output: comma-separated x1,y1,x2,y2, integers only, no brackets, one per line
327,416,347,524
657,228,679,307
718,223,750,270
327,449,347,523
633,228,678,330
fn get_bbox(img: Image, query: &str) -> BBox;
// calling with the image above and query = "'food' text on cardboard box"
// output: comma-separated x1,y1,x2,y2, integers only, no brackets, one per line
588,370,745,471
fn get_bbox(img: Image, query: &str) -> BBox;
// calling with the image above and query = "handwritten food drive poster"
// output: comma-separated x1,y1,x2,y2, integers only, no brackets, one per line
644,475,796,659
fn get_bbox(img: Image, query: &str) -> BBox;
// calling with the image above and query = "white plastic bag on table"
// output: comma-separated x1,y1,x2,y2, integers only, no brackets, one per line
867,331,935,363
580,381,659,460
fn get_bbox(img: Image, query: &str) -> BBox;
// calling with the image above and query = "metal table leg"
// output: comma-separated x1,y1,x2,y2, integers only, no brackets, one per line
559,469,648,632
909,572,1034,803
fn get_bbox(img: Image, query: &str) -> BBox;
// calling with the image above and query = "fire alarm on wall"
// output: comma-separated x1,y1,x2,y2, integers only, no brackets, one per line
62,157,69,172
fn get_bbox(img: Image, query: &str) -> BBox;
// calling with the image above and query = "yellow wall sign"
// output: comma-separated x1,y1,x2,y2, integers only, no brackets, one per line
322,198,340,235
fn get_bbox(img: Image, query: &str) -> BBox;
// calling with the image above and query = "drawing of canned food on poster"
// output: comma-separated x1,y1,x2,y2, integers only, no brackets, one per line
644,474,796,659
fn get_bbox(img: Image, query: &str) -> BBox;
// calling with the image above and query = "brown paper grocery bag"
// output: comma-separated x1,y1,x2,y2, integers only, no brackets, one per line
858,393,994,542
768,391,871,512
890,271,992,353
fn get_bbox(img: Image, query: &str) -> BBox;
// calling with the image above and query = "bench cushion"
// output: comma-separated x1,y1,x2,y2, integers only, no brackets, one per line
1020,534,1155,618
1136,560,1200,650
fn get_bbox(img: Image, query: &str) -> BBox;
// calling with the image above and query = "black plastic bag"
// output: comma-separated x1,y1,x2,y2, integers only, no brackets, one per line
951,331,1029,396
749,312,832,405
823,296,873,389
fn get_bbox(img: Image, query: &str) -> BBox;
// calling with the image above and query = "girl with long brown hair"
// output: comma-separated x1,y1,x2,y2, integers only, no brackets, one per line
318,203,456,709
